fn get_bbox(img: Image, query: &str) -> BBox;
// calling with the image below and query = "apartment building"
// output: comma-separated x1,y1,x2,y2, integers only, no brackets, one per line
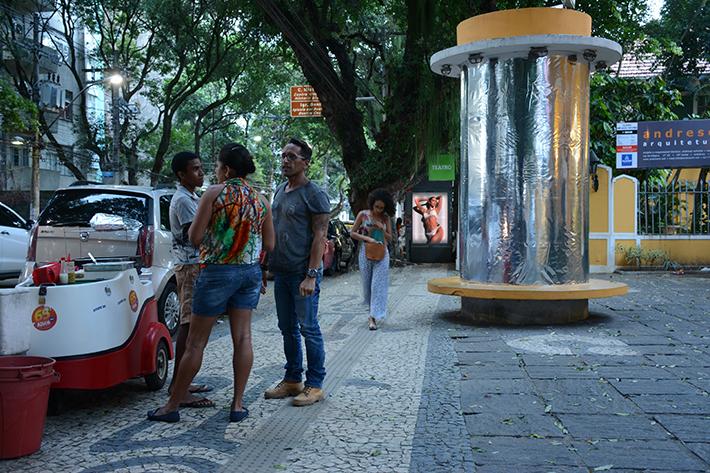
0,0,103,201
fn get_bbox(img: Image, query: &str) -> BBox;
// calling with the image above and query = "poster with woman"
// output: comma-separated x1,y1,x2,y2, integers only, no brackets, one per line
412,193,448,244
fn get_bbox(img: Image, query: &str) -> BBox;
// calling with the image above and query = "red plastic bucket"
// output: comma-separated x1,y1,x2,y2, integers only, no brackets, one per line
0,356,59,459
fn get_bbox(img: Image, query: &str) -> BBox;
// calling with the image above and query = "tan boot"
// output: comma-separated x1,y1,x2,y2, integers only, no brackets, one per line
292,386,325,406
264,380,304,399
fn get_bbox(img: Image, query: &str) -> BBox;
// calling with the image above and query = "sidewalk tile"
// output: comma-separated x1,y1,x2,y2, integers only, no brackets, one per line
573,439,708,471
460,378,535,395
556,413,671,440
630,394,709,414
595,365,678,379
463,413,563,438
654,415,710,442
470,436,582,467
608,378,704,395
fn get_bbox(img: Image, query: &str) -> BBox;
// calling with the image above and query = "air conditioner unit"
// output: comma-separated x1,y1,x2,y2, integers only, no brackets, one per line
39,82,64,110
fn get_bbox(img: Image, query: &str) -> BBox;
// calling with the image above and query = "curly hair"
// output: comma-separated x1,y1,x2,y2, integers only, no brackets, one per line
368,188,395,216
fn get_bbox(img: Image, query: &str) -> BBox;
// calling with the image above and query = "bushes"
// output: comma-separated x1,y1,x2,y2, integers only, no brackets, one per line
615,244,676,268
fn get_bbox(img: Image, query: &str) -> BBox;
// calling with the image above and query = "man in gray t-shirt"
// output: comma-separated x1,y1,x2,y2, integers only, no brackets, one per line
269,180,331,273
265,138,330,407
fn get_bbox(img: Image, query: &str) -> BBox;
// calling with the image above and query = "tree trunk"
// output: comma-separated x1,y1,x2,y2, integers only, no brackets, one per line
127,145,138,185
150,111,175,185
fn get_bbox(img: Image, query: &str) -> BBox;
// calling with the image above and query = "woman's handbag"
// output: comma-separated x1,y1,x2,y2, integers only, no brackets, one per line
365,241,385,261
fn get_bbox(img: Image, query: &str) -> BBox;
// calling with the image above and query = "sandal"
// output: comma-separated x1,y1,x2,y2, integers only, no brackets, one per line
179,397,215,408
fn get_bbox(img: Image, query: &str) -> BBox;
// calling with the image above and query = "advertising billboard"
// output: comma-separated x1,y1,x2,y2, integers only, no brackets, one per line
411,193,448,245
616,120,710,169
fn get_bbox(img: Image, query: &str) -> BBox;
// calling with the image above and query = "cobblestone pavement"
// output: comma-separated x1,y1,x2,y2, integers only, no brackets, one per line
5,267,710,472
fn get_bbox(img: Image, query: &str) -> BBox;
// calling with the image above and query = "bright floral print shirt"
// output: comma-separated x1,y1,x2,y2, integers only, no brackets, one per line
200,177,266,265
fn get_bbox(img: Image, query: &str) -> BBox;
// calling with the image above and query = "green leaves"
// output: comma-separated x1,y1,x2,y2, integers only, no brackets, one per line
0,78,37,134
590,72,683,181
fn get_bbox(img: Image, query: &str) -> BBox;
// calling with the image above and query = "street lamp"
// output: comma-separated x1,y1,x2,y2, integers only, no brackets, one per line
108,73,124,86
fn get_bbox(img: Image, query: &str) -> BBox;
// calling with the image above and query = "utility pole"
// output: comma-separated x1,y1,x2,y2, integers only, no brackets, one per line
30,12,41,220
109,53,121,185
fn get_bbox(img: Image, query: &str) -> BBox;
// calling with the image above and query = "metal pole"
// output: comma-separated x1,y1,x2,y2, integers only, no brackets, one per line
110,78,120,184
30,13,41,220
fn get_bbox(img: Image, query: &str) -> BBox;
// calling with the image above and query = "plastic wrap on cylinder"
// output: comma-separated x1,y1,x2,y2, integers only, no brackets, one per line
460,54,590,284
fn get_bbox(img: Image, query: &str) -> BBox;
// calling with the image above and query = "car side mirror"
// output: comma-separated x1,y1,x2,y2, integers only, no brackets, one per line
25,219,35,230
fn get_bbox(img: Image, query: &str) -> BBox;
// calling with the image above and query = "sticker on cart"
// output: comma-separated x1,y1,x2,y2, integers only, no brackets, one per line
129,290,139,312
32,306,58,331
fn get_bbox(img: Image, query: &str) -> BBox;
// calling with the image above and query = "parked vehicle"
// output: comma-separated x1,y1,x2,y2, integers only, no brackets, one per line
20,184,181,335
0,202,31,280
323,218,355,275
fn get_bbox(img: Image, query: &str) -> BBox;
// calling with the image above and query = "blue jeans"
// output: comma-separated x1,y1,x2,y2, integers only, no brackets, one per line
273,271,326,389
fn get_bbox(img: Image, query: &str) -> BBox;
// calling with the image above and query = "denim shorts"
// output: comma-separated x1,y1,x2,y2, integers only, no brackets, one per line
191,263,262,316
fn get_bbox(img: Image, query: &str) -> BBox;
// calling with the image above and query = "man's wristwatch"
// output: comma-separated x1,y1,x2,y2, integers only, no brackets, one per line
306,268,318,278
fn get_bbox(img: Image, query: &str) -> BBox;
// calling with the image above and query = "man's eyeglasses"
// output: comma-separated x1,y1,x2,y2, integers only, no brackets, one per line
281,152,305,162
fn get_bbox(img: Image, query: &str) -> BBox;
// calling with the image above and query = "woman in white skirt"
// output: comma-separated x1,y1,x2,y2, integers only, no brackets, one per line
350,189,394,330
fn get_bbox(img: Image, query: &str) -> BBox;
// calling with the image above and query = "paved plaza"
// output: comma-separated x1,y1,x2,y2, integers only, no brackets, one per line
4,265,710,472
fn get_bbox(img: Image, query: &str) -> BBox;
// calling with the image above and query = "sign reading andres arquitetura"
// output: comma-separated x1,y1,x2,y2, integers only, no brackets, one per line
616,119,710,169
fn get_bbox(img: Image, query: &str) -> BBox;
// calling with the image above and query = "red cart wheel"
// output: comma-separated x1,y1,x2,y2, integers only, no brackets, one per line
144,340,169,391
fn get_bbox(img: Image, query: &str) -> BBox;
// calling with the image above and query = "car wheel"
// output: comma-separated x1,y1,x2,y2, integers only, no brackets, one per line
158,280,179,336
144,340,169,391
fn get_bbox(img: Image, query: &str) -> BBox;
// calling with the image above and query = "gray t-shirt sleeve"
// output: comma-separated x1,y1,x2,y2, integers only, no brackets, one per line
307,184,331,214
172,196,195,228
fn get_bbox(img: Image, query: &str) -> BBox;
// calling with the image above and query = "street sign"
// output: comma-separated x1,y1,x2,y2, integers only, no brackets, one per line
616,120,710,169
290,85,322,118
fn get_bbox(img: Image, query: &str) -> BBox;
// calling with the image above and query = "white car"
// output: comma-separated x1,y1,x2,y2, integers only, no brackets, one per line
20,183,181,335
0,202,31,280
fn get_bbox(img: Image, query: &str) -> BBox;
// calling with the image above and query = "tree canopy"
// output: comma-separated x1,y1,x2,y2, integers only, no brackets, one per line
2,0,707,206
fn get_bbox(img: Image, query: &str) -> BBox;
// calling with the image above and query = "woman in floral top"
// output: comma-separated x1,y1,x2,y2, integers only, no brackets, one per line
149,143,274,424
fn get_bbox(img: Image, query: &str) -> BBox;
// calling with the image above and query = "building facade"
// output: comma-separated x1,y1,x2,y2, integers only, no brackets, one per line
0,0,103,200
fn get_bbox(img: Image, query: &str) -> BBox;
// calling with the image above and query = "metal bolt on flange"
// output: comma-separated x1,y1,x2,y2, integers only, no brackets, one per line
529,47,548,58
583,49,597,62
468,53,483,64
441,64,452,75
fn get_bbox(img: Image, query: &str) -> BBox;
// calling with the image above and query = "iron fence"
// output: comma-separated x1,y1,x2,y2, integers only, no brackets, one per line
638,181,710,235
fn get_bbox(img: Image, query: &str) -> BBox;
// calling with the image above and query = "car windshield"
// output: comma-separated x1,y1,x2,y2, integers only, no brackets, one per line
39,190,149,227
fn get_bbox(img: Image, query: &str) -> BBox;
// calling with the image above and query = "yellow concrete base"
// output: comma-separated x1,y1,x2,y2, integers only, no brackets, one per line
428,277,628,300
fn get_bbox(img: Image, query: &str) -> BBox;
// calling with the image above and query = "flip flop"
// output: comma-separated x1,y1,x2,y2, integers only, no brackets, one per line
189,384,213,394
147,408,180,423
179,397,215,408
229,407,249,423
